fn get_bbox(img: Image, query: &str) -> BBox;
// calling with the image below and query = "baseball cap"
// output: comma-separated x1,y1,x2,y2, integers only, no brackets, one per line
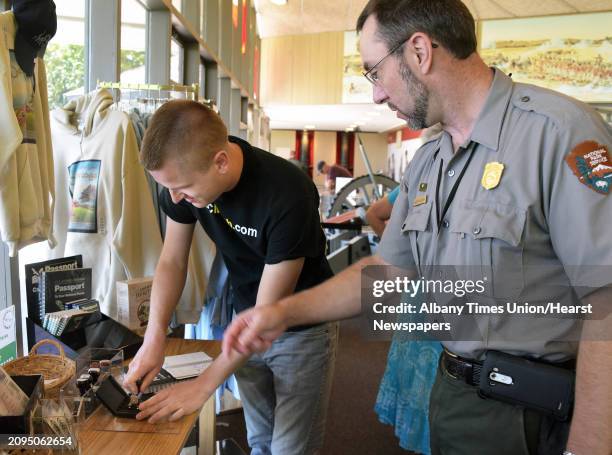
13,0,57,76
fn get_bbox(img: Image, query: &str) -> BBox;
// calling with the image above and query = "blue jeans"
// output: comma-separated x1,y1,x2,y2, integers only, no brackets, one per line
235,323,338,455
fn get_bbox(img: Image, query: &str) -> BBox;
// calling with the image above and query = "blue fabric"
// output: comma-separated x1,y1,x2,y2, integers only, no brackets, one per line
375,337,442,454
387,186,400,205
374,185,440,454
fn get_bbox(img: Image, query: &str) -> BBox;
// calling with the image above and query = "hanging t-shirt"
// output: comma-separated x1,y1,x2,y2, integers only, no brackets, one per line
160,136,333,314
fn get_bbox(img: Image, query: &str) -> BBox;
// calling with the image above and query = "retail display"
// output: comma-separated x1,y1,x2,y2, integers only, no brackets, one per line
41,301,101,337
0,374,43,434
24,255,83,326
37,267,92,319
0,366,29,415
116,277,153,333
3,339,75,399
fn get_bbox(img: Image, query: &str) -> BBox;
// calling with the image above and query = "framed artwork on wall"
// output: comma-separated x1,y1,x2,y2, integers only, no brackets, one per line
480,12,612,103
342,31,373,103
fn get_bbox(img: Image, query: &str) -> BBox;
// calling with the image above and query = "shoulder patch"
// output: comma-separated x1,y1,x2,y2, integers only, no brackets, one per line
565,141,612,195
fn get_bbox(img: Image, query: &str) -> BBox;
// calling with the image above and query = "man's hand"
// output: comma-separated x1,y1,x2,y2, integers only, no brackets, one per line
136,377,212,423
124,330,166,394
223,304,288,356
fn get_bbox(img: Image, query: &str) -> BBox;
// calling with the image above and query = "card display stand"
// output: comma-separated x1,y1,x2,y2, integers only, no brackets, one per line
26,316,143,360
0,374,44,434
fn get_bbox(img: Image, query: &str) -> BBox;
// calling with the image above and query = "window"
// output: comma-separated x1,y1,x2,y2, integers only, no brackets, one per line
44,0,86,109
120,0,146,82
170,36,184,84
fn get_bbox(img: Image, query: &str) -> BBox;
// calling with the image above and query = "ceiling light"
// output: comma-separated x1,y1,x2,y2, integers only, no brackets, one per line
270,0,287,5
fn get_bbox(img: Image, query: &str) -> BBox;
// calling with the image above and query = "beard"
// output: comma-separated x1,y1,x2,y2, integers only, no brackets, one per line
397,60,430,130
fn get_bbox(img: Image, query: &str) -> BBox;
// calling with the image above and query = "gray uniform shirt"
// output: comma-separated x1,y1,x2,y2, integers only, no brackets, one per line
378,69,612,361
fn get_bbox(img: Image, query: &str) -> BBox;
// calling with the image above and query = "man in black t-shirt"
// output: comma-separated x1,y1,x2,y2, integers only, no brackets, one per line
124,100,337,454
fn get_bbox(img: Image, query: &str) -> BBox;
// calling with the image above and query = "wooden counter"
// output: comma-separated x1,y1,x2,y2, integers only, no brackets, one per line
80,338,221,455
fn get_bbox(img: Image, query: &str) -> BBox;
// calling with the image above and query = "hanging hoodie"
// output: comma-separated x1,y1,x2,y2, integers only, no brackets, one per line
49,89,163,319
0,11,55,256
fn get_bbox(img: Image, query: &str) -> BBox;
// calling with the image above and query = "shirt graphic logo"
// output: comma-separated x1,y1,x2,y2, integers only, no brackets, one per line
68,160,102,233
565,141,612,195
206,204,258,238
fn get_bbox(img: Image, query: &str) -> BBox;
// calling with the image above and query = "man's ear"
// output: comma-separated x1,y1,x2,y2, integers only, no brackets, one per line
212,149,230,174
407,32,434,74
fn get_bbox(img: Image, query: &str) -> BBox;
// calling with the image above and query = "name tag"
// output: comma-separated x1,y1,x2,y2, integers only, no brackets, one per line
413,195,427,206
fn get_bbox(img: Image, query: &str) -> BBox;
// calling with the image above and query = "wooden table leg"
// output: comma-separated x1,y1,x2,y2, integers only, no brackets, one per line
197,395,216,455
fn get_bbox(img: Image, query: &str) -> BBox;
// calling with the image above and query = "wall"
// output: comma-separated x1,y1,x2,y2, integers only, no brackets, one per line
260,32,344,106
353,132,388,178
270,130,295,158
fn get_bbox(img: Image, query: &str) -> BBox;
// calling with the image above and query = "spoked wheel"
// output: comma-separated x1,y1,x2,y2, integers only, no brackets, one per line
326,174,399,218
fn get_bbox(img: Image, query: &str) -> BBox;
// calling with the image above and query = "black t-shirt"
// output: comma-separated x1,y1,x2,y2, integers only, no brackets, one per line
160,136,333,314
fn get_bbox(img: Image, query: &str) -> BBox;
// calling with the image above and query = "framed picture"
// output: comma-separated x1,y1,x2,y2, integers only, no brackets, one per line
480,12,612,103
343,31,373,103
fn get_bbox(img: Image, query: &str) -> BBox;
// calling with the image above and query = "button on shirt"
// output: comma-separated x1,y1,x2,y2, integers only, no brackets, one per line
378,69,612,361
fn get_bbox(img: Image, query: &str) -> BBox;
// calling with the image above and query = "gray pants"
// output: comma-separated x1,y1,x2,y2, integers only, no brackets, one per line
429,356,570,455
235,323,338,455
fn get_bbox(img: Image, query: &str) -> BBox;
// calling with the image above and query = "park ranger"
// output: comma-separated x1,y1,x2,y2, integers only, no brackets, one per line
223,1,612,455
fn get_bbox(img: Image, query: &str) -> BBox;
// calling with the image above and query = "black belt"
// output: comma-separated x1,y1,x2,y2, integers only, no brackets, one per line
441,349,482,386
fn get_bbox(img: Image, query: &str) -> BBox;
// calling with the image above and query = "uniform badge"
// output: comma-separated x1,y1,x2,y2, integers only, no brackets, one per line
565,141,612,195
413,195,427,206
481,162,505,190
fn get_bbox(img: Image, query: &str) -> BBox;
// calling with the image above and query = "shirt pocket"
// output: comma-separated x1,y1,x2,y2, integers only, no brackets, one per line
450,199,527,299
401,201,433,272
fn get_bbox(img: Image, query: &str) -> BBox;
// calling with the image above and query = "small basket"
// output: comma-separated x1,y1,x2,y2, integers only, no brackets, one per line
3,339,76,398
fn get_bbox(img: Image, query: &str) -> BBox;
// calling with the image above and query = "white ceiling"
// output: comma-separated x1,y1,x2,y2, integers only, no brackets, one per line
254,0,612,38
255,0,612,133
267,103,405,132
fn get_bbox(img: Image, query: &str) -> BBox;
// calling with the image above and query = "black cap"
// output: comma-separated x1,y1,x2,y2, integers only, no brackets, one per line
13,0,57,76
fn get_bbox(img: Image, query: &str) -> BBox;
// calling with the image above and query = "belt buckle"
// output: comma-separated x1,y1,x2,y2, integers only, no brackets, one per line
442,349,461,380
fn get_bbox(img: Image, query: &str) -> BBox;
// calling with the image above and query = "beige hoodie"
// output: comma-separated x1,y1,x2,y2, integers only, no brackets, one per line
50,89,163,319
0,12,55,256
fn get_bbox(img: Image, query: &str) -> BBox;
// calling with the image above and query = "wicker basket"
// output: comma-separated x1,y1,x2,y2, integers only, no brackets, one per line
3,339,76,398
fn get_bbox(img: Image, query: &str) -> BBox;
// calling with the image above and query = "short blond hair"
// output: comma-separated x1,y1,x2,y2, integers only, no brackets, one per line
140,100,228,171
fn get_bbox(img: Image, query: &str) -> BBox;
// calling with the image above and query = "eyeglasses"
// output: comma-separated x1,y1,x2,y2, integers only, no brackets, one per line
363,39,438,85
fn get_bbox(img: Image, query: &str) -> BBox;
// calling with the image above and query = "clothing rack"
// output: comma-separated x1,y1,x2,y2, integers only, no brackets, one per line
95,80,217,111
97,81,199,95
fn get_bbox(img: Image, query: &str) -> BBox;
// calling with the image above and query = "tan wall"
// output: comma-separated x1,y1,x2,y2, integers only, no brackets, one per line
261,32,344,105
270,130,295,158
353,133,388,177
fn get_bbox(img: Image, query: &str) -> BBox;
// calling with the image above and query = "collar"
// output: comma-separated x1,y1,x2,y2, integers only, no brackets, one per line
467,68,514,151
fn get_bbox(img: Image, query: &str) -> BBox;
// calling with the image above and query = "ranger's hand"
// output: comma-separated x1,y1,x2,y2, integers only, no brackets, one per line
223,304,287,355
